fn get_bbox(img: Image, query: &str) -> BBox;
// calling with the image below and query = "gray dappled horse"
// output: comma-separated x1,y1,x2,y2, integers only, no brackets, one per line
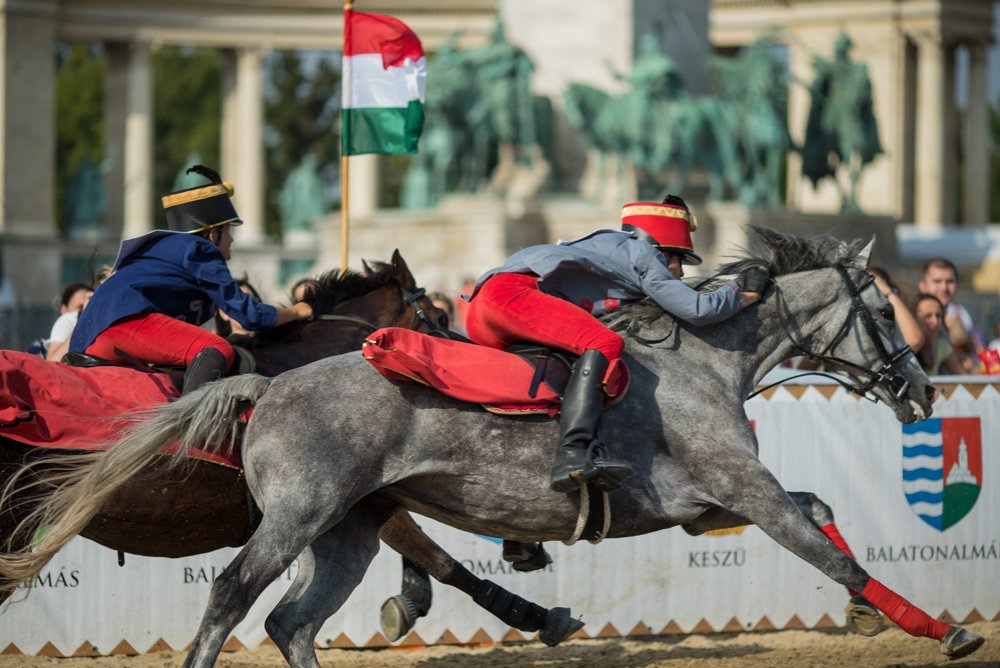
0,227,985,667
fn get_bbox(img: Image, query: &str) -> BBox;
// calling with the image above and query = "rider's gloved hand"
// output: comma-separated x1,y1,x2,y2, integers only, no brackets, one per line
738,266,771,295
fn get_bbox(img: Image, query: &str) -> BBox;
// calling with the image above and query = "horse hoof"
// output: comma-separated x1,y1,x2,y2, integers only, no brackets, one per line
844,595,884,637
940,626,984,659
380,595,419,642
503,541,553,573
539,607,585,647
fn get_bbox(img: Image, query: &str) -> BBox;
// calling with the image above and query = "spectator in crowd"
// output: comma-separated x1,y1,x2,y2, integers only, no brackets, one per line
215,276,262,339
868,266,924,352
46,266,115,362
988,320,1000,351
917,257,982,373
290,277,318,304
427,291,457,333
912,293,968,375
42,282,94,361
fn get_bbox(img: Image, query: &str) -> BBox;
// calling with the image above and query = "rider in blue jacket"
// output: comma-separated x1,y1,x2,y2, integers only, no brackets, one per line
70,166,313,393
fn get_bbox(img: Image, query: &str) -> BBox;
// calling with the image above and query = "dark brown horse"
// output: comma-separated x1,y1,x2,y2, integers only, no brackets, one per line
0,252,447,557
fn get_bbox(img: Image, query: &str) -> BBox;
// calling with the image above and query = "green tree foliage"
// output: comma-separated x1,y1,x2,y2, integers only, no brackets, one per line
265,51,340,238
152,46,221,226
55,42,104,232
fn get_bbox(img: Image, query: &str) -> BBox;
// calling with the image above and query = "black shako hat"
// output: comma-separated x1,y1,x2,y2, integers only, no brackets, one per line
161,165,243,233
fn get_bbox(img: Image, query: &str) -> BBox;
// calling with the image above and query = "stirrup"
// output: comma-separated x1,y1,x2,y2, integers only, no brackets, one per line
588,441,634,492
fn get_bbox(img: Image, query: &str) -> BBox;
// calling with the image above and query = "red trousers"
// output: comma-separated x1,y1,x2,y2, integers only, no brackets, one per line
85,313,236,369
467,273,624,375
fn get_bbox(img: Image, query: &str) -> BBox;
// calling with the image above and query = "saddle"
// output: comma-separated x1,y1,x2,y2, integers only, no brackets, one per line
430,330,575,398
363,327,628,416
61,346,256,393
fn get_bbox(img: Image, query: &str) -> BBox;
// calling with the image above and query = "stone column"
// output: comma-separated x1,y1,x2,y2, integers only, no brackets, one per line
222,47,265,244
913,33,949,228
963,40,990,226
103,42,129,239
0,1,58,237
122,41,153,238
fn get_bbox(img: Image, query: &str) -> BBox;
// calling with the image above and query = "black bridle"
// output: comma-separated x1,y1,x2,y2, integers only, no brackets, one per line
313,284,444,335
755,265,915,403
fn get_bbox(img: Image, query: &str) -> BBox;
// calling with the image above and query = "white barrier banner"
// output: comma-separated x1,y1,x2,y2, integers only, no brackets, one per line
1,383,997,656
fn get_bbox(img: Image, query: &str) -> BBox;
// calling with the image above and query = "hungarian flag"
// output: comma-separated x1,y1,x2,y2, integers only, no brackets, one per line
342,10,426,156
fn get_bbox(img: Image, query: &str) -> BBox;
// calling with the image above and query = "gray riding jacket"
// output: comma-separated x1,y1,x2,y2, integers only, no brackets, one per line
472,229,742,323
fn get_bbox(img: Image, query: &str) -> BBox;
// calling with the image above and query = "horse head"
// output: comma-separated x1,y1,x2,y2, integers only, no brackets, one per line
241,251,449,375
736,227,934,424
816,238,934,423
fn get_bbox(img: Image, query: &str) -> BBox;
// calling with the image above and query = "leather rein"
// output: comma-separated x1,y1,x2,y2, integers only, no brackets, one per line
312,285,443,335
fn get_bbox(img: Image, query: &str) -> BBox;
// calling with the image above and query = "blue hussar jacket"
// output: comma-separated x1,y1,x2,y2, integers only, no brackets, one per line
472,229,742,323
70,232,277,353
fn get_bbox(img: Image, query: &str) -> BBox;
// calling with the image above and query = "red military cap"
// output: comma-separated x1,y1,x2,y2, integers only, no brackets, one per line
620,199,701,265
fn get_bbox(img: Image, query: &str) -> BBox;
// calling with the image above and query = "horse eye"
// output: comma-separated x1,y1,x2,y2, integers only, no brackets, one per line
439,314,450,329
880,304,895,321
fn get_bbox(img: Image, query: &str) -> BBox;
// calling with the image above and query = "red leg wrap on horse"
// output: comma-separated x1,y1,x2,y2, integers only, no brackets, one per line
819,523,858,595
819,523,857,560
860,578,949,639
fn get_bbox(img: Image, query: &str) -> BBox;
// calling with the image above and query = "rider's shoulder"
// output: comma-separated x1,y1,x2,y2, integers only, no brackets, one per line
555,228,630,247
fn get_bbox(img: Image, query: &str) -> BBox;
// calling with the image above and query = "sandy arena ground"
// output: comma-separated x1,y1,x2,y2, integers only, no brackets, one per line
1,621,996,668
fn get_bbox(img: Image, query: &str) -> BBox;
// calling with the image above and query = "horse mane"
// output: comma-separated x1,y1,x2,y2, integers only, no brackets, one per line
304,262,398,315
237,261,398,349
602,225,868,331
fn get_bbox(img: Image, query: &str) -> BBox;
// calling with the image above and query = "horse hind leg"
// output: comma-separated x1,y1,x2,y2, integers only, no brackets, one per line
264,500,392,668
182,507,332,668
378,510,582,647
383,539,552,641
788,491,884,637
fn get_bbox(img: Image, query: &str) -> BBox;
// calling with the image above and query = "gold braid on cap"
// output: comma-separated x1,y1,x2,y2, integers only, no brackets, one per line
621,204,697,231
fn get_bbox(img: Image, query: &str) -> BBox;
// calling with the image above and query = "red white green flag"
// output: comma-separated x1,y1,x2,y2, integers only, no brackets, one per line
342,10,426,156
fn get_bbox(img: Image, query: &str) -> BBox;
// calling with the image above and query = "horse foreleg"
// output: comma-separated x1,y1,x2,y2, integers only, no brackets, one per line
265,499,391,668
690,438,983,659
787,491,885,637
378,510,582,646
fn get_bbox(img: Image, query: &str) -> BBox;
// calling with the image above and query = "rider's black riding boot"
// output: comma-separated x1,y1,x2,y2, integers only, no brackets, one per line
182,347,228,395
549,349,633,493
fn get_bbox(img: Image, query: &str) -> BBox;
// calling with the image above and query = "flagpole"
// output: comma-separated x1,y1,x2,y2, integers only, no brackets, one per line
340,0,353,272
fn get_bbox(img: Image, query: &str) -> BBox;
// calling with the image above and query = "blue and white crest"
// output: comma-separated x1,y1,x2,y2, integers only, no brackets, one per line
902,418,982,532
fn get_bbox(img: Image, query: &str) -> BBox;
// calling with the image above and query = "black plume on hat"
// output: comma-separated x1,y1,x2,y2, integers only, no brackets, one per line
186,164,223,184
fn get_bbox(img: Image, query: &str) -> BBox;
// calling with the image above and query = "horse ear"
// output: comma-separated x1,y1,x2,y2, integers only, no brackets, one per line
361,259,373,276
851,236,875,272
391,250,417,289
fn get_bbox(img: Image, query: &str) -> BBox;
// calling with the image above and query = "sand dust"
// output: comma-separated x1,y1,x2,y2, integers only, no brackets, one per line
1,621,996,667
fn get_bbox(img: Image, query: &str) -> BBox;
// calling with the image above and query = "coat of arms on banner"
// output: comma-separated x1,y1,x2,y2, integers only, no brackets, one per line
902,418,982,531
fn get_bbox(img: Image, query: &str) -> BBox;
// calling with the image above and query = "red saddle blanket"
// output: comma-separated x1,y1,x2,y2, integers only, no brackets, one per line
363,328,628,416
0,350,239,467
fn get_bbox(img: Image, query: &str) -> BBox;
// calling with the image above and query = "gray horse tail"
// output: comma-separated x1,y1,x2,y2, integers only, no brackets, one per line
0,374,272,594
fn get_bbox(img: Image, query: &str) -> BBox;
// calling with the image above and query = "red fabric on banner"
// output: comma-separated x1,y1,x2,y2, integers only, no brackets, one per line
0,350,239,467
362,328,628,417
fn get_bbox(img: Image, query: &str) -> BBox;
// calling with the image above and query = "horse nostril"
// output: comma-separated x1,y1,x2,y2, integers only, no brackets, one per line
926,385,938,405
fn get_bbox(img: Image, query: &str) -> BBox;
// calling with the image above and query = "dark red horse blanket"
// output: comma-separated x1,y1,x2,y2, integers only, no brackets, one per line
362,328,628,416
0,350,239,467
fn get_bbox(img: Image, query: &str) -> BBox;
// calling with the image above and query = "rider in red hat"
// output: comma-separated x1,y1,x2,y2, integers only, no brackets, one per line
70,166,314,394
466,194,766,493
